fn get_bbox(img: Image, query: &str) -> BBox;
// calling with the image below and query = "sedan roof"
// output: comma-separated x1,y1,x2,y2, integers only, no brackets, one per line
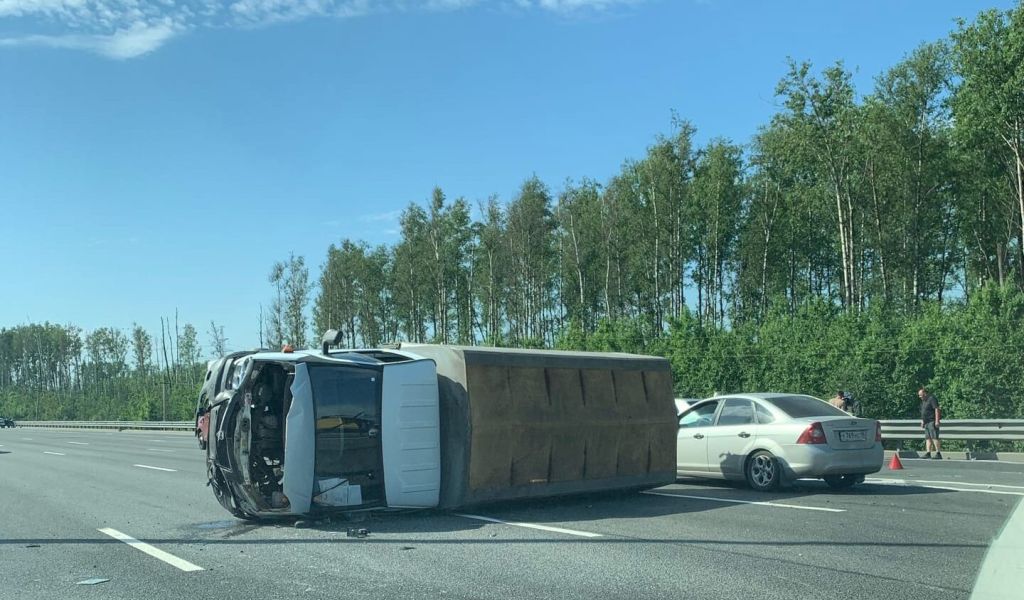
707,392,818,400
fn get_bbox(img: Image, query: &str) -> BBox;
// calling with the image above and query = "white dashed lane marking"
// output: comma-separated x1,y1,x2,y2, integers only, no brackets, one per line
642,491,847,512
865,478,1024,496
456,514,603,538
133,464,177,472
98,528,203,572
868,478,1024,490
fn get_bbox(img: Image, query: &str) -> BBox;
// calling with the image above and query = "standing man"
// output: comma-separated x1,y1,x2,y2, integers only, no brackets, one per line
919,387,942,459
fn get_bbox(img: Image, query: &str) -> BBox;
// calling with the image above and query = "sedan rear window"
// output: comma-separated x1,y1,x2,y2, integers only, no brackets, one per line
765,395,847,418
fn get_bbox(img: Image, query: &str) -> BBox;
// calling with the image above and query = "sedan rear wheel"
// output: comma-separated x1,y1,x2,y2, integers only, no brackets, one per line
745,451,780,491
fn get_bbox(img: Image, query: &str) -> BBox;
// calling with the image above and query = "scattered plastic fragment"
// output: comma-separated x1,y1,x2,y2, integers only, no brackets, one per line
76,578,110,586
346,528,370,538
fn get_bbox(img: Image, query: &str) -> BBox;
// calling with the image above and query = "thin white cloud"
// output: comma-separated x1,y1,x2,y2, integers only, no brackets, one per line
520,0,640,11
0,0,645,59
422,0,479,10
359,209,403,222
0,20,178,58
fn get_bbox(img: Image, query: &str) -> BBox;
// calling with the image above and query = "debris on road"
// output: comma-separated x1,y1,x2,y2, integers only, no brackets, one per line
347,528,370,538
76,578,110,586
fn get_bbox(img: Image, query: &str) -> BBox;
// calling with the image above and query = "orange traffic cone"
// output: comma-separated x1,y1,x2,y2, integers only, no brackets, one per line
889,453,904,470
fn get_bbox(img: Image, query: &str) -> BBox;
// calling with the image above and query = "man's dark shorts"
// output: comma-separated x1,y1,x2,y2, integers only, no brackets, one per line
924,422,940,439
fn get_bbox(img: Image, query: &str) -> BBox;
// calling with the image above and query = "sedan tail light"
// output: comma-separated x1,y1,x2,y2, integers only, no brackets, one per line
796,421,827,444
875,421,882,442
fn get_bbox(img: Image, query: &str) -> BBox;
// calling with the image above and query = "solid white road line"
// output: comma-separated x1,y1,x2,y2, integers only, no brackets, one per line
67,441,88,445
899,457,1001,463
455,514,603,538
870,478,1024,490
146,448,175,452
21,438,33,440
865,478,1024,496
133,464,177,472
43,451,66,456
97,528,203,572
642,491,847,512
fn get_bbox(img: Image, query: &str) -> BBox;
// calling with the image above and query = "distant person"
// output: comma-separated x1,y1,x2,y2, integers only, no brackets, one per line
843,391,859,416
829,391,847,411
919,387,942,459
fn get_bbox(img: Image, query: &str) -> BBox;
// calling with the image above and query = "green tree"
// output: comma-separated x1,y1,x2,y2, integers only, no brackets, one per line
473,197,510,345
862,42,956,307
392,204,432,342
952,4,1024,288
505,177,557,346
775,60,863,309
691,139,745,326
555,178,606,332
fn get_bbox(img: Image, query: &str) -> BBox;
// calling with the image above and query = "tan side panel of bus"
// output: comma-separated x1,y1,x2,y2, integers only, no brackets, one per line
466,362,675,493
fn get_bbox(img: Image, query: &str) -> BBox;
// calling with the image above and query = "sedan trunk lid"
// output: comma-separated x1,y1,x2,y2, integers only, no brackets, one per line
816,417,877,450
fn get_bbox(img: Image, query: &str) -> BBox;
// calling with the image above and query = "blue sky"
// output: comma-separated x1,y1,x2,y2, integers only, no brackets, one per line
0,0,1013,355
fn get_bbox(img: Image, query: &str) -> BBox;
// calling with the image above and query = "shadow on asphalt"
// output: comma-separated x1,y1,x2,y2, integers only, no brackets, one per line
2,481,968,550
190,481,952,536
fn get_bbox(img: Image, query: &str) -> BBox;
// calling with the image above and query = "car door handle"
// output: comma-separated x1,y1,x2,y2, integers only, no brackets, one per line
692,433,704,439
737,432,751,438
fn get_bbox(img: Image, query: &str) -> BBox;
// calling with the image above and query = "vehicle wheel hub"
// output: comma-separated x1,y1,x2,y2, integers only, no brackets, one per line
751,455,775,486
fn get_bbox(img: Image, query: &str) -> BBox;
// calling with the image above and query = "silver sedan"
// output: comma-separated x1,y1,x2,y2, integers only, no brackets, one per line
676,393,884,490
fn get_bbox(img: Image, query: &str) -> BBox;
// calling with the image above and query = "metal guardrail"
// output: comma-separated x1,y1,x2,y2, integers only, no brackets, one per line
880,419,1024,441
16,420,193,431
11,419,1024,440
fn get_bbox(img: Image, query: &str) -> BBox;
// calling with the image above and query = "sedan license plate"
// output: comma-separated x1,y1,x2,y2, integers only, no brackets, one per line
839,430,866,442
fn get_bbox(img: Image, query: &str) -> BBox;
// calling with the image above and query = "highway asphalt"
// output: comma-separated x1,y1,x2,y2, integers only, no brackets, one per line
2,428,1022,600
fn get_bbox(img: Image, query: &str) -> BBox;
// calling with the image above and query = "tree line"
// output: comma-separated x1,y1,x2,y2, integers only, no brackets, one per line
0,317,227,421
2,4,1022,423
